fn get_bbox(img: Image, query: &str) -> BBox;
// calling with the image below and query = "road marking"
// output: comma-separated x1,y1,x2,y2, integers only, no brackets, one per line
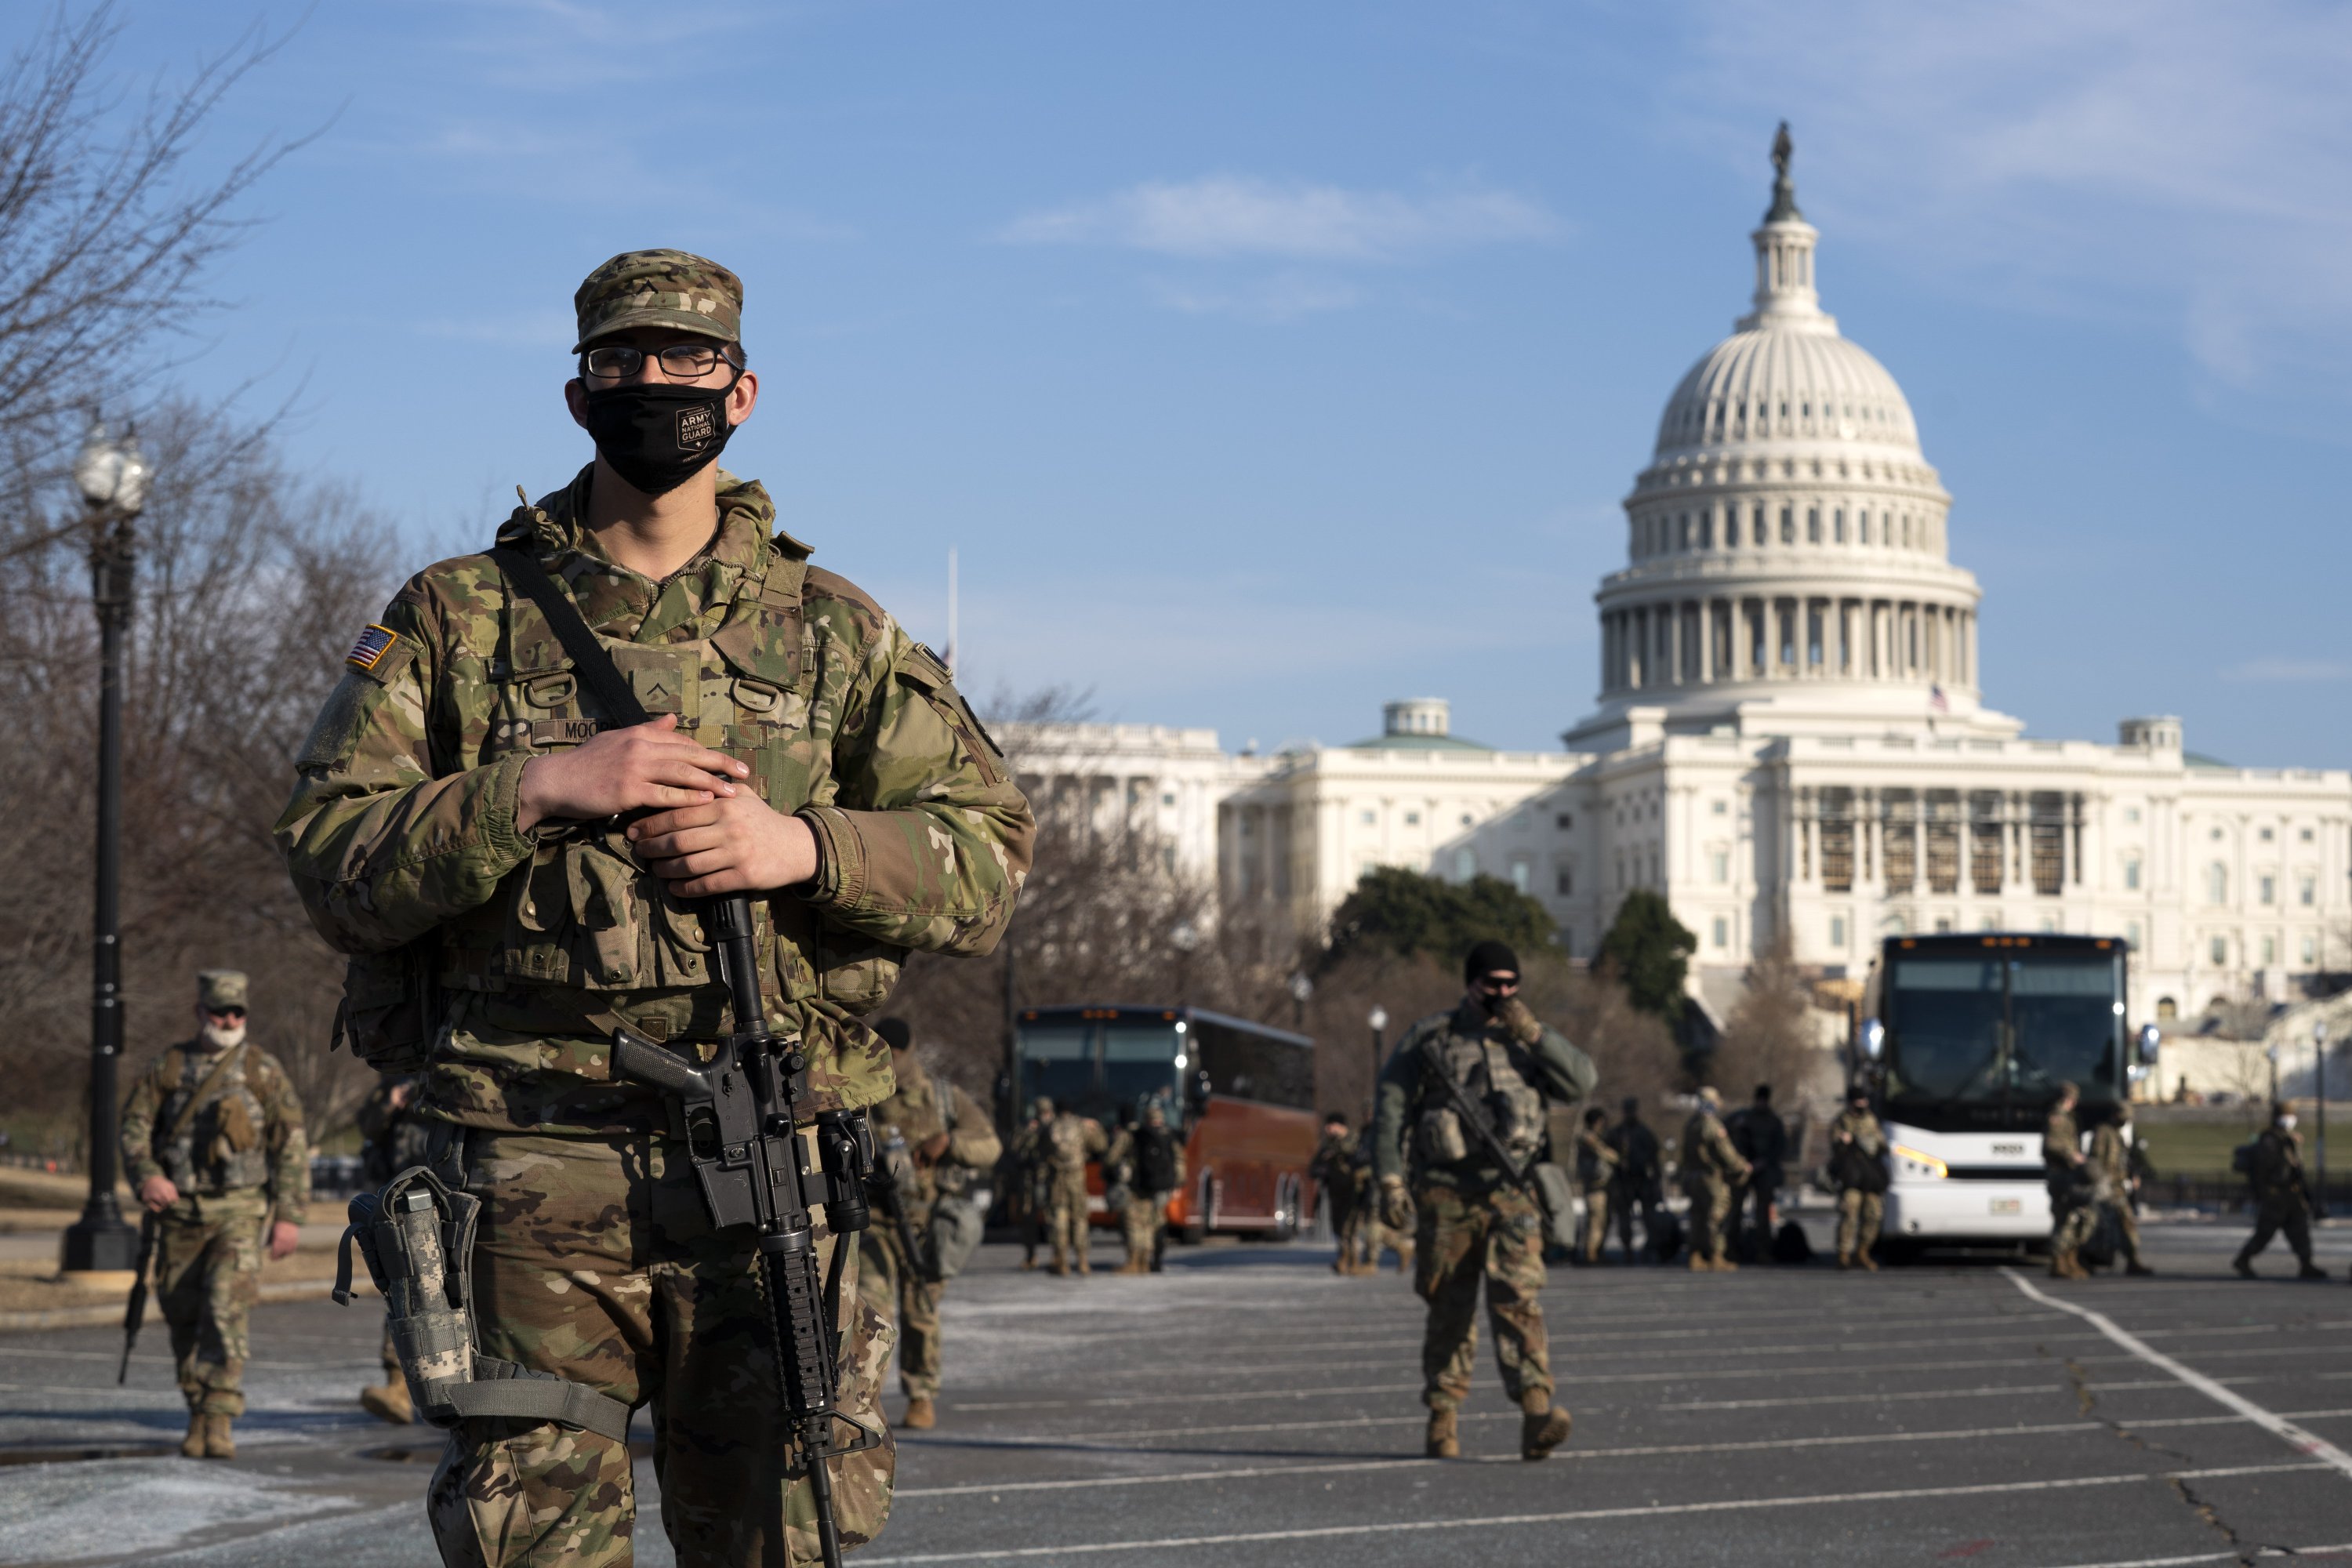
2039,1547,2352,1568
2004,1267,2352,1479
898,1408,2352,1497
858,1462,2328,1563
1658,1377,2223,1411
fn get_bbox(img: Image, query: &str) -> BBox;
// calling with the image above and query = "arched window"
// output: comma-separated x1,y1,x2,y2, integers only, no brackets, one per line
2156,996,2177,1020
2205,863,2228,905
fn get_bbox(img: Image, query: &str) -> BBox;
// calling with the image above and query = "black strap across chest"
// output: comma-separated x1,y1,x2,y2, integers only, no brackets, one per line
486,547,655,728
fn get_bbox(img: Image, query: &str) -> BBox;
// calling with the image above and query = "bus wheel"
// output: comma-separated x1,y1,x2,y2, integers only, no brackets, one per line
1269,1177,1300,1241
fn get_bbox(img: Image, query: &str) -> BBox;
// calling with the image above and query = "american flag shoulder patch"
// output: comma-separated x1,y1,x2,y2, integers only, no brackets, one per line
346,623,400,671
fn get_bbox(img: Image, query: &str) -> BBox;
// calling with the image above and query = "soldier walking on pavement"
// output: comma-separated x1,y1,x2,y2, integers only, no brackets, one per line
1829,1083,1887,1272
1679,1087,1752,1272
276,250,1034,1566
1105,1102,1185,1273
1036,1097,1107,1276
354,1072,433,1424
858,1018,1002,1431
1729,1083,1788,1259
1009,1101,1051,1270
1572,1106,1617,1265
1374,941,1595,1462
119,971,308,1460
2045,1083,2096,1280
2234,1102,2329,1280
1606,1097,1664,1263
2087,1104,2154,1277
1310,1113,1360,1273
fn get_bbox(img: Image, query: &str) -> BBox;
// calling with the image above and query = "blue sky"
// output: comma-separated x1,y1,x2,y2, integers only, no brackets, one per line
39,0,2352,765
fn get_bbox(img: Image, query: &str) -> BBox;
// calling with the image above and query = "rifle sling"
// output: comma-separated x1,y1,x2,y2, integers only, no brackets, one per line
158,1042,249,1153
486,547,655,728
1418,1033,1532,1189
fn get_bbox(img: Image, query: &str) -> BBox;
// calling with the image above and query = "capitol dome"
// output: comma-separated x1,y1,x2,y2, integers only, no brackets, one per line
1568,125,2015,750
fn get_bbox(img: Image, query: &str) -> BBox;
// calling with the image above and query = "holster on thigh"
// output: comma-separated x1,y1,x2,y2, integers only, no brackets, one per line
337,1166,632,1442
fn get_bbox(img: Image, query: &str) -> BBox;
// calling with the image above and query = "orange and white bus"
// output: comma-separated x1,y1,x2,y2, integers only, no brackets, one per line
1013,1004,1322,1240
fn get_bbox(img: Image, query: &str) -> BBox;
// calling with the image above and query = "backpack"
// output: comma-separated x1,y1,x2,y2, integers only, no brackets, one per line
1770,1220,1814,1264
2230,1141,2257,1178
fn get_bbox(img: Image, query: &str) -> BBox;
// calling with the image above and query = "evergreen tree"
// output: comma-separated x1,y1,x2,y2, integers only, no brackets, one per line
1324,867,1559,971
1596,890,1696,1022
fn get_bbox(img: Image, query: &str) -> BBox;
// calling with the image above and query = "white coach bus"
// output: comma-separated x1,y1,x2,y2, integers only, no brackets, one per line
1857,932,2160,1252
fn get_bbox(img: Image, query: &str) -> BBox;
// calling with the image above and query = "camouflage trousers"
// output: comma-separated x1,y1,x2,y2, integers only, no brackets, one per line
1046,1173,1091,1267
1835,1189,1882,1259
156,1191,269,1416
1411,1185,1551,1413
2238,1193,2314,1265
858,1217,946,1401
1576,1185,1609,1262
2050,1185,2096,1256
426,1131,895,1568
1122,1192,1168,1258
2100,1200,2143,1266
1684,1176,1734,1263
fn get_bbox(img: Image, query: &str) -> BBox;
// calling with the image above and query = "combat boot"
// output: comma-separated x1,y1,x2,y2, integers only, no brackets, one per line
1520,1395,1572,1461
2050,1249,2087,1281
2299,1261,2328,1281
180,1410,205,1459
2125,1261,2155,1277
902,1397,936,1430
359,1379,414,1425
1424,1407,1459,1459
2233,1253,2256,1279
201,1414,234,1460
1075,1253,1091,1277
1686,1254,1712,1272
1835,1250,1853,1271
1857,1253,1878,1274
1714,1256,1740,1273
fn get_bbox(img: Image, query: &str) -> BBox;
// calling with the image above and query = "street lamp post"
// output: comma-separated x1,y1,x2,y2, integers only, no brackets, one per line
1287,971,1313,1033
1367,1006,1388,1122
60,418,150,1280
1170,920,1200,1008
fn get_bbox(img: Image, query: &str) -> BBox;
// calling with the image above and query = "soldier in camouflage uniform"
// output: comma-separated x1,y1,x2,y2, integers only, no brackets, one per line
857,1018,1001,1431
1829,1083,1886,1272
119,971,308,1460
1309,1113,1363,1273
1606,1097,1664,1262
1374,941,1595,1462
1008,1102,1052,1269
2087,1105,2153,1276
1105,1101,1185,1273
1679,1087,1752,1272
1036,1098,1108,1276
274,251,1034,1568
1571,1106,1616,1265
2043,1082,2095,1281
2234,1104,2328,1281
354,1072,436,1423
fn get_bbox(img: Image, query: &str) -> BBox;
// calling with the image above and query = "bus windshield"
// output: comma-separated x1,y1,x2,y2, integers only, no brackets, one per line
1105,1022,1182,1118
1886,952,2122,1108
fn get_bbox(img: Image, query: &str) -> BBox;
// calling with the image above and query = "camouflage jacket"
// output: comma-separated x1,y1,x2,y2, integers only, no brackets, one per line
1572,1125,1617,1189
120,1040,309,1224
872,1057,1000,1207
354,1074,435,1188
2042,1108,2085,1190
1678,1109,1751,1192
1106,1124,1185,1197
1829,1107,1885,1159
274,468,1035,1134
1044,1114,1107,1181
1374,997,1595,1192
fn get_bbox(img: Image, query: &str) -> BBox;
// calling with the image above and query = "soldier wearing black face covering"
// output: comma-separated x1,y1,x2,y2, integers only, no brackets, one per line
2234,1102,2328,1281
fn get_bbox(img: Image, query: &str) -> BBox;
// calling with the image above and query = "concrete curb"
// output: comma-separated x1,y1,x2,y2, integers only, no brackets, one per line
0,1277,378,1334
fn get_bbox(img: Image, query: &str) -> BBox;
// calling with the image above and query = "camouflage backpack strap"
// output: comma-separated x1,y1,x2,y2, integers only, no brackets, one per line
158,1043,249,1151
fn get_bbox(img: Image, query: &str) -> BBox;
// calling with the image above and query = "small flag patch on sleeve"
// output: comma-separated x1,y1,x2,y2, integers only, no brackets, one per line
346,623,399,671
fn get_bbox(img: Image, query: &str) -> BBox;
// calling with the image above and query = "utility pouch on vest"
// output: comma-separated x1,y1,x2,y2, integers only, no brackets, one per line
1418,1107,1469,1166
1531,1161,1579,1251
334,941,441,1074
333,1166,631,1442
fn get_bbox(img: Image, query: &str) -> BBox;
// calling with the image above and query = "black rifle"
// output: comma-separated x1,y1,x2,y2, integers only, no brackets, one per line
491,546,880,1568
612,897,880,1568
117,1210,159,1384
869,1127,941,1286
1417,1029,1538,1192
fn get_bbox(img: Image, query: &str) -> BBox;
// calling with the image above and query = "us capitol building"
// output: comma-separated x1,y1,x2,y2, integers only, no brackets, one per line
1011,135,2351,1032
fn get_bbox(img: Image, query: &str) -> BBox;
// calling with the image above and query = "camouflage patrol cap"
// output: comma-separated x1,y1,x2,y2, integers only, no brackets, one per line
572,249,742,350
197,970,249,1010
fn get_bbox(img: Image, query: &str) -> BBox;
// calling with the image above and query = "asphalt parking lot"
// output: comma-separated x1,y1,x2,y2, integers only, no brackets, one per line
4,1215,2350,1567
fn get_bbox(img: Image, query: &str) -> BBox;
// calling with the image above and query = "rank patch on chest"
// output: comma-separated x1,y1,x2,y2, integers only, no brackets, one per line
345,623,400,671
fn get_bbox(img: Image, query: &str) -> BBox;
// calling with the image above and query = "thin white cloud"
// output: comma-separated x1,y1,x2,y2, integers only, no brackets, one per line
1146,272,1367,321
1000,176,1560,262
2222,659,2352,683
1665,1,2352,394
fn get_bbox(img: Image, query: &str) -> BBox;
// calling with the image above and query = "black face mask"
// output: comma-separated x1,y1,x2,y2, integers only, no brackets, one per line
581,374,739,497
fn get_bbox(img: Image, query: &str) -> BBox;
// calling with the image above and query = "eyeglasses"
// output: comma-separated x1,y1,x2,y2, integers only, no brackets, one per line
205,1007,247,1021
579,343,738,381
1476,975,1520,991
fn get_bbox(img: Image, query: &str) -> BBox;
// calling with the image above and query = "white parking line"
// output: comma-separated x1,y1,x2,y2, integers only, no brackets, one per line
2040,1547,2352,1568
858,1462,2327,1563
2005,1267,2352,1480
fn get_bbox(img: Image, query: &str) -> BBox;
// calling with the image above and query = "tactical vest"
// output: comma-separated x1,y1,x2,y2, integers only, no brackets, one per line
1046,1115,1092,1175
155,1044,272,1193
430,545,941,1036
1134,1126,1180,1194
877,1065,957,1201
1419,1025,1547,1168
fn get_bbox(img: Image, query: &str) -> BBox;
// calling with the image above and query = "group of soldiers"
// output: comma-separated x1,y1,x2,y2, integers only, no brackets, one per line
1561,1086,1802,1270
1309,1113,1413,1275
2041,1080,2155,1279
1004,1094,1186,1277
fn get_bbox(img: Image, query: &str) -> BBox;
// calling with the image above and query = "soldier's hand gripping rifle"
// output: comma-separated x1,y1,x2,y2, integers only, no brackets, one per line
1417,1033,1538,1193
116,1210,159,1384
612,894,881,1568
